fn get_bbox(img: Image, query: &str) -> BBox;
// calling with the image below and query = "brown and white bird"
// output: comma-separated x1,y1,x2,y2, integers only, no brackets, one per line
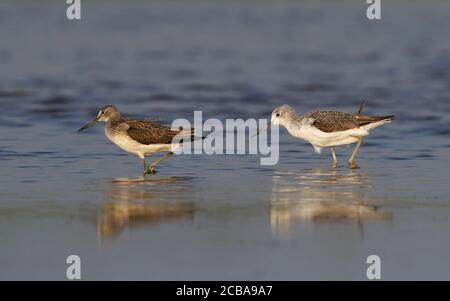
263,102,394,169
78,105,197,176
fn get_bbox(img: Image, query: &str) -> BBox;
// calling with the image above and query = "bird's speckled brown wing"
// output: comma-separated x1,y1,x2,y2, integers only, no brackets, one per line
306,111,360,133
306,111,394,133
124,119,192,145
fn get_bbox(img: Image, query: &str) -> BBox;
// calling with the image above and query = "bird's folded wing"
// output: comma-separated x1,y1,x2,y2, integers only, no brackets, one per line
125,120,192,145
308,111,360,133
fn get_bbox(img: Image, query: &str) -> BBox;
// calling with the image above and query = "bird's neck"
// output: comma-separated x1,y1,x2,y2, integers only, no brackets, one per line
107,114,121,123
284,114,306,137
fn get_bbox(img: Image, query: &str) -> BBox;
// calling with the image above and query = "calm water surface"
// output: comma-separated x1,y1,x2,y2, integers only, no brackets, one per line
1,0,450,280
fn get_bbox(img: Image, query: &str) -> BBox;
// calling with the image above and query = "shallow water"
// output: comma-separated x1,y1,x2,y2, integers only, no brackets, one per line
1,0,450,280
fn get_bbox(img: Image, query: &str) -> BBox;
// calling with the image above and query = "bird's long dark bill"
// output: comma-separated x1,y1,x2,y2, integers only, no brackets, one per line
253,122,271,137
78,118,99,132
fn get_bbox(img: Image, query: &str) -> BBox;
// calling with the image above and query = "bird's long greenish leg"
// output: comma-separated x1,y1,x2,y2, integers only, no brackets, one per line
148,152,174,173
348,137,363,169
331,147,338,168
141,158,147,176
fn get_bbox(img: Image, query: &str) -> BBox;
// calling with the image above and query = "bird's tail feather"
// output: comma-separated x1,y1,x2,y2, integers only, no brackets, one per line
356,114,394,126
374,115,395,122
358,115,394,131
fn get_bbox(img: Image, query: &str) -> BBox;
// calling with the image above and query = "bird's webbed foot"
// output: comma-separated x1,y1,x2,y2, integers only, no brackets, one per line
348,162,360,169
146,166,157,175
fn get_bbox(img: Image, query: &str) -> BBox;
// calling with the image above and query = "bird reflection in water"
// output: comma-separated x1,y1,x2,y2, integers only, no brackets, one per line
98,176,195,240
270,169,391,236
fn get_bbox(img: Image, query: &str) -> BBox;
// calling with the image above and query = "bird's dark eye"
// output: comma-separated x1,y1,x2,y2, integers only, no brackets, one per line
275,113,280,117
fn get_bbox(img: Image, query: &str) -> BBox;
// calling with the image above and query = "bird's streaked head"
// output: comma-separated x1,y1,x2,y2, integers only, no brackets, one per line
254,104,296,137
78,105,120,132
96,105,120,122
271,104,295,127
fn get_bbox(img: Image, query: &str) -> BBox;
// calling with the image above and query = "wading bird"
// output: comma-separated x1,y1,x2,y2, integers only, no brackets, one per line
260,102,394,169
78,105,197,176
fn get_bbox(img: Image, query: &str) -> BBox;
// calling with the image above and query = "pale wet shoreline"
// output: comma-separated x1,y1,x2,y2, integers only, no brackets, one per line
2,155,450,280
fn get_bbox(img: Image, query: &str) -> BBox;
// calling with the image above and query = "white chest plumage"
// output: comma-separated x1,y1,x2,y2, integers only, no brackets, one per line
105,126,140,154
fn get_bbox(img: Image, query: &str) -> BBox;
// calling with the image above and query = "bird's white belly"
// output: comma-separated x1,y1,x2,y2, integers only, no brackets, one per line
286,124,369,153
105,131,171,159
